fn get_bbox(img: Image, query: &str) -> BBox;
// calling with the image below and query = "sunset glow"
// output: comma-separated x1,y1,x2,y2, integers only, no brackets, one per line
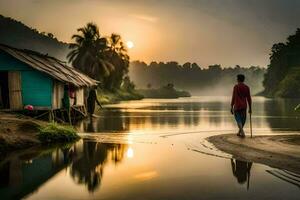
126,41,134,49
1,0,300,199
2,0,297,67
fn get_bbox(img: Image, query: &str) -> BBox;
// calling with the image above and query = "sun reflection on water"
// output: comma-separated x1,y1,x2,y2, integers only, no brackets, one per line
127,147,134,158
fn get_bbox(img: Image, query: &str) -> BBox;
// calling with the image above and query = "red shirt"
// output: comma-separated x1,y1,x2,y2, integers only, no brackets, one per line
231,83,252,111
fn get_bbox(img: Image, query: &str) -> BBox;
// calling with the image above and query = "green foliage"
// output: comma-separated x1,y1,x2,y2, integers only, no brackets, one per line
121,76,136,92
98,88,143,104
295,104,300,111
275,69,300,97
68,22,114,81
103,34,130,90
38,123,80,143
68,24,131,92
138,83,191,99
263,29,300,98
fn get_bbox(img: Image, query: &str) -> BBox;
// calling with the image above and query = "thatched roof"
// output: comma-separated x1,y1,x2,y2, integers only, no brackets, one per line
0,44,98,87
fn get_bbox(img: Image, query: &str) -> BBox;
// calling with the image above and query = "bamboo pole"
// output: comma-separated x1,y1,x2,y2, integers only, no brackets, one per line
250,113,253,138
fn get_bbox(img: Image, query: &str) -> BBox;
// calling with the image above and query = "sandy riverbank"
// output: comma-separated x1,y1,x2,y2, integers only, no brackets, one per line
208,134,300,174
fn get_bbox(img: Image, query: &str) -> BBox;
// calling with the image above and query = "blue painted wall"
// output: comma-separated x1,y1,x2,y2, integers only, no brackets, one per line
0,50,53,108
22,71,53,107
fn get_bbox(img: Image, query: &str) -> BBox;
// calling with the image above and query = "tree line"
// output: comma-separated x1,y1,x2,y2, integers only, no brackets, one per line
263,28,300,98
129,61,265,95
0,15,69,61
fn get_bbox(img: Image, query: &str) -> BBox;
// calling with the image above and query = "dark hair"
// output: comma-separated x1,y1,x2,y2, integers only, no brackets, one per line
237,74,245,82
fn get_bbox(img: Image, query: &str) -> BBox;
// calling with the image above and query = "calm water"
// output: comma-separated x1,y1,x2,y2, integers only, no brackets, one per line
1,96,300,200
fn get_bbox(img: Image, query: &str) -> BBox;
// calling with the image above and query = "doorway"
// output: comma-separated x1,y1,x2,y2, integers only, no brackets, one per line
0,71,9,109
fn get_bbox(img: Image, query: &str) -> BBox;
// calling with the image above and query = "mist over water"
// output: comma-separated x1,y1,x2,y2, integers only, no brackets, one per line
129,61,265,95
78,96,300,134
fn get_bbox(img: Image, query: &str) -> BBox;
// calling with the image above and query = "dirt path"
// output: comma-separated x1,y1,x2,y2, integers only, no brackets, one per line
208,134,300,174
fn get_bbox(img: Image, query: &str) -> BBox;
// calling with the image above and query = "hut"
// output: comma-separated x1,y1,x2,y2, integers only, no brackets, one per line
0,44,98,119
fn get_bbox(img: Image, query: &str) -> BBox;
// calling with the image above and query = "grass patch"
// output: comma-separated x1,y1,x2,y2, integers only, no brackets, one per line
38,122,80,143
99,88,144,104
137,87,191,99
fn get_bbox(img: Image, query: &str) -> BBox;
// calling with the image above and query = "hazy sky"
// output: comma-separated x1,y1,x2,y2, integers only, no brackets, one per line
1,0,300,67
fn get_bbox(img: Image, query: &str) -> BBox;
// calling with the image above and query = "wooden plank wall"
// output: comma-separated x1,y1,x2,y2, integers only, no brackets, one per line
76,88,84,106
52,81,64,109
8,71,23,110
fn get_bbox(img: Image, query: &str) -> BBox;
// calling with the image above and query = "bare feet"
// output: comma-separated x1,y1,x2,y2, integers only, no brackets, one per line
237,130,245,138
240,134,245,138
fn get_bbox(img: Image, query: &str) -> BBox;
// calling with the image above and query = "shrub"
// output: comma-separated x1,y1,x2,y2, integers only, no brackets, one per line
275,69,300,98
38,123,80,143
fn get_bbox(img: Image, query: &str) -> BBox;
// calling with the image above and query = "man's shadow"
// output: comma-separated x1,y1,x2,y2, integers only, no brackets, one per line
231,158,253,190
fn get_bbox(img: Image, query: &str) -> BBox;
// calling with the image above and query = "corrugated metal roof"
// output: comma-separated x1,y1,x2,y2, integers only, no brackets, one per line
0,44,98,87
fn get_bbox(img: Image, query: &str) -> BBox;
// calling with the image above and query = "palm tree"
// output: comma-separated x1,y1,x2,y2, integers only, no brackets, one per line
108,34,127,56
67,23,114,80
103,34,130,90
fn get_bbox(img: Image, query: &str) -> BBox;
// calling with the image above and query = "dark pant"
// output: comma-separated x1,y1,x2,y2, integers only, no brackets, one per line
234,109,247,126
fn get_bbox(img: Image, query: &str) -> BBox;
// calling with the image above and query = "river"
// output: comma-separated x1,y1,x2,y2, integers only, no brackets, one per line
0,96,300,199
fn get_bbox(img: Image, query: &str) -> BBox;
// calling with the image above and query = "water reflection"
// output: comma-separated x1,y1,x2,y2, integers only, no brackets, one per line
0,140,299,199
75,97,300,134
76,99,235,133
0,141,128,199
0,146,73,200
70,141,127,192
266,169,300,189
79,111,129,133
231,159,252,190
1,97,300,199
264,98,300,131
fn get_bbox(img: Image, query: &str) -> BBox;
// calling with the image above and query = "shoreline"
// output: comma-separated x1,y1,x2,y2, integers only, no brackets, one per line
207,134,300,174
0,112,79,157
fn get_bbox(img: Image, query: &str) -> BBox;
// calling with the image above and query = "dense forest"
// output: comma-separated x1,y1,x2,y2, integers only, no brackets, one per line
129,61,265,95
263,29,300,98
0,15,69,61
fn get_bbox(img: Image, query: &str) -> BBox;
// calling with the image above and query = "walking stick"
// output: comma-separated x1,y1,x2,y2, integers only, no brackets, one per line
249,113,253,138
247,165,251,190
247,171,250,190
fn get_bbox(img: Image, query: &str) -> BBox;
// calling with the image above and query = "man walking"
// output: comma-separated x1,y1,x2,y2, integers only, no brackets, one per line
231,74,252,138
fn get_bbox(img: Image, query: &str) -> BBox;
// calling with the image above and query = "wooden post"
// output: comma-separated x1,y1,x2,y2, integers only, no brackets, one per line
83,105,87,116
250,113,253,138
68,108,72,125
61,109,66,122
48,110,52,122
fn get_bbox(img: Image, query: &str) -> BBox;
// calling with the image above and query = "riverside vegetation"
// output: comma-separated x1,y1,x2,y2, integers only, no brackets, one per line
0,112,79,155
67,23,142,102
137,83,191,99
262,28,300,98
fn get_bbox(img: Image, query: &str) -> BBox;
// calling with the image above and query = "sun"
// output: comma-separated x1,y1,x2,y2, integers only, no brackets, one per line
126,41,134,49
